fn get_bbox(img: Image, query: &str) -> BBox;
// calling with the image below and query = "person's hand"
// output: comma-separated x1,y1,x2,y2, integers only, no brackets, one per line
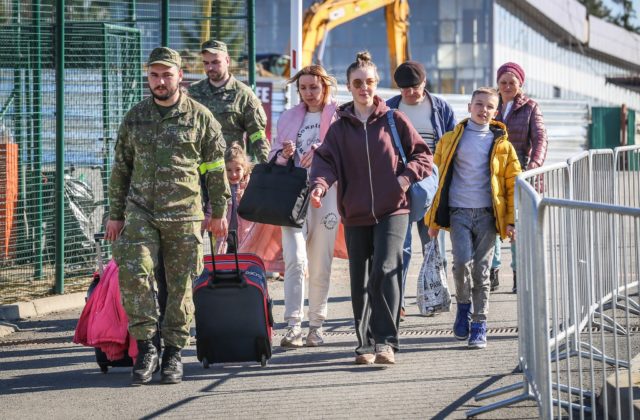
310,187,324,208
428,227,439,238
397,176,410,192
507,225,516,243
276,141,296,166
105,220,125,241
208,217,228,239
282,141,296,159
300,143,318,169
201,214,211,233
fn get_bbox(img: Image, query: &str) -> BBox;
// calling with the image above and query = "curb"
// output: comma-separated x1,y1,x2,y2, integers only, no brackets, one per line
0,293,86,323
601,353,640,418
0,324,16,338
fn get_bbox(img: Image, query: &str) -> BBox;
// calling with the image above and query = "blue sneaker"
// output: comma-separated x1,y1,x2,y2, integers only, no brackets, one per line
468,321,487,349
453,303,472,340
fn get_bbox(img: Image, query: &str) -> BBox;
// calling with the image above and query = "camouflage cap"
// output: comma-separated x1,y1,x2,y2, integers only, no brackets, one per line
147,47,182,68
201,40,228,54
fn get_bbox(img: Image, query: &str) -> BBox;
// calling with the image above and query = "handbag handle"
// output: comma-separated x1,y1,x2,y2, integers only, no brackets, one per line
269,150,298,173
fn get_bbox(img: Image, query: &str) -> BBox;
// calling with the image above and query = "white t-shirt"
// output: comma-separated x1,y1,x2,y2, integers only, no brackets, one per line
399,99,436,151
296,111,321,160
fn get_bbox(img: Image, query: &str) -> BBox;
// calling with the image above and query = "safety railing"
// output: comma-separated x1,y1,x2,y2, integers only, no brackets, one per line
467,145,640,419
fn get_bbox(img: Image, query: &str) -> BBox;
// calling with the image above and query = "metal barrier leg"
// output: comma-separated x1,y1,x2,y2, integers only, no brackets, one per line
474,381,525,401
577,342,630,369
615,296,640,315
552,382,594,399
466,391,533,418
592,311,628,335
553,398,592,414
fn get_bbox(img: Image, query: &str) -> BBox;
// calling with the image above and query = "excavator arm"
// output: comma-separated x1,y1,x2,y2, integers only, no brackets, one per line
302,0,410,85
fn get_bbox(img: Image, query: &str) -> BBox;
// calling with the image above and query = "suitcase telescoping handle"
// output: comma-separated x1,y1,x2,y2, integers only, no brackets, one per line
207,230,245,287
94,233,106,276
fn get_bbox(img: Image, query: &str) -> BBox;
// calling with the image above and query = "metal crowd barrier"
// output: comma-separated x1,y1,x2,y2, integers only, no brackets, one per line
467,145,640,419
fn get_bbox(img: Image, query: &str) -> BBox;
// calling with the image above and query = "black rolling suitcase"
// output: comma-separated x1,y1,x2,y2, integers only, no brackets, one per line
193,232,273,368
86,233,162,373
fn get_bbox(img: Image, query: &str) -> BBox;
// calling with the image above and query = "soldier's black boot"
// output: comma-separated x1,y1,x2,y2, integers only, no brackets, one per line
132,339,159,385
489,268,500,291
160,346,183,385
512,271,517,294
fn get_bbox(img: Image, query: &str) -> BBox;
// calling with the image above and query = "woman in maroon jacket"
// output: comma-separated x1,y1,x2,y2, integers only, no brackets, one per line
491,62,548,293
309,51,432,365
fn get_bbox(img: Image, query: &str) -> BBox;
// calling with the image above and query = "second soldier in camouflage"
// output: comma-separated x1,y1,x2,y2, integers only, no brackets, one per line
188,39,270,163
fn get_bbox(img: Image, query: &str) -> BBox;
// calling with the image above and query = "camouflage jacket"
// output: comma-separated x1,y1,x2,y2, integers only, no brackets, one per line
109,93,230,221
188,75,270,162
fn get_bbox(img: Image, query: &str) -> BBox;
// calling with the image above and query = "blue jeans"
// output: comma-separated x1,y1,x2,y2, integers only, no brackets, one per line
401,222,446,309
491,236,516,271
450,208,497,322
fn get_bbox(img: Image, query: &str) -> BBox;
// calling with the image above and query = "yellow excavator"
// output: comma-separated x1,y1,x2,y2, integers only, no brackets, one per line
302,0,411,86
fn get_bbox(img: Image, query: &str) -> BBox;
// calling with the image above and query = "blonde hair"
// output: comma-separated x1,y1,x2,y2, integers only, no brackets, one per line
288,65,337,105
471,87,499,101
224,142,252,174
346,51,379,83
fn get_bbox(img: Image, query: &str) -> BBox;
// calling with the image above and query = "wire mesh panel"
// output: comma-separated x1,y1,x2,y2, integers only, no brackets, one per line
0,1,57,302
0,0,251,303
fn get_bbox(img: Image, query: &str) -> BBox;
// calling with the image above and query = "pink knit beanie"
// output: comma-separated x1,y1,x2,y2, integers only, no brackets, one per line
496,62,525,85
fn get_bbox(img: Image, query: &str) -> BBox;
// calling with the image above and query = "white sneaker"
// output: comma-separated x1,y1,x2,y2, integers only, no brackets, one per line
280,326,303,347
306,327,324,347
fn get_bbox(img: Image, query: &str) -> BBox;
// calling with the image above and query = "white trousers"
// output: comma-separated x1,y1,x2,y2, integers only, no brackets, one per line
281,186,338,328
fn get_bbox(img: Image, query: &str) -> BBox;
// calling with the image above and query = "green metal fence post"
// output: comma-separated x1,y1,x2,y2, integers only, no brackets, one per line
128,0,137,24
247,0,256,90
161,0,169,46
101,26,111,216
33,0,43,279
55,0,65,294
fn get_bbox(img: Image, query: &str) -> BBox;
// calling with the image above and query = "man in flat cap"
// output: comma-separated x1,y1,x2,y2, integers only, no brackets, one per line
387,60,457,320
188,39,270,163
106,46,230,386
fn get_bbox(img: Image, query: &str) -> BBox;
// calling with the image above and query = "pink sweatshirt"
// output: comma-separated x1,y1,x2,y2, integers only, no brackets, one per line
269,99,339,164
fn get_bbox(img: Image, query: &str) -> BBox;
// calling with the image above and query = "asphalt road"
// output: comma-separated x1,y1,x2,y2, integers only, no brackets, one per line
0,232,543,419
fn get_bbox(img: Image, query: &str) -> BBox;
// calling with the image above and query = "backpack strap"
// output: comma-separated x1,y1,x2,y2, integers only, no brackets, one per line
386,110,408,165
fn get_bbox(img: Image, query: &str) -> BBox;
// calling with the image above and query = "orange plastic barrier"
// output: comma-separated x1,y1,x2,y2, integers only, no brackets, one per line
0,143,18,260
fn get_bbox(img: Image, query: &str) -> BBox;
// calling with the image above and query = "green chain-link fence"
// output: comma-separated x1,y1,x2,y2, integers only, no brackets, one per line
0,0,254,304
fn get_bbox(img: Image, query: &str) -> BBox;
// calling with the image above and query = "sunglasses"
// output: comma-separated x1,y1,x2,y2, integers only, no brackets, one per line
351,78,377,89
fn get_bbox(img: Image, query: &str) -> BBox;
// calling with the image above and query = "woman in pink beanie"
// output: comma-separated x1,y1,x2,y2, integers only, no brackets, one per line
490,62,548,293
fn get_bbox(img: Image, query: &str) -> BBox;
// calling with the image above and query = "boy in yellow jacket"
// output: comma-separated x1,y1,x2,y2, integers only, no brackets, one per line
425,87,521,349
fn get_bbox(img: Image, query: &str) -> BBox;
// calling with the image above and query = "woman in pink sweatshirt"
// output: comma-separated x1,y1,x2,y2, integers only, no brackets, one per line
270,65,340,348
310,52,433,364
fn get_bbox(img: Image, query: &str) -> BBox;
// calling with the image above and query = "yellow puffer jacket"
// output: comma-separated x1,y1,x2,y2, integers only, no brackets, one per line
424,119,521,240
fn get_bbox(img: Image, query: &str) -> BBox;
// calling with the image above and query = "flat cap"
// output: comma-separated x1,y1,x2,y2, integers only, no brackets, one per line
147,47,182,68
394,61,426,88
201,39,228,54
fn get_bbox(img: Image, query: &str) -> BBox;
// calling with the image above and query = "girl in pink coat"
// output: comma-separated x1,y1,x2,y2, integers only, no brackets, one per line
270,65,340,347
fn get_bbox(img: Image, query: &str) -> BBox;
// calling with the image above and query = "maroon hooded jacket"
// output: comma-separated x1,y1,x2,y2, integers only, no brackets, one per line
310,96,433,226
496,92,548,169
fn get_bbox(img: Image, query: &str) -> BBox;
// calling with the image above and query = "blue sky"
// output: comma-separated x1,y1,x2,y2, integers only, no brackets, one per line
602,0,640,26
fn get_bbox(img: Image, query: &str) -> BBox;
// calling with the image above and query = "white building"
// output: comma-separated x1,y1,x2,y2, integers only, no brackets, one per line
257,0,640,109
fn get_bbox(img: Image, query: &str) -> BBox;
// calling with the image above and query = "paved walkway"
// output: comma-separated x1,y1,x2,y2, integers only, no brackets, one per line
0,232,540,419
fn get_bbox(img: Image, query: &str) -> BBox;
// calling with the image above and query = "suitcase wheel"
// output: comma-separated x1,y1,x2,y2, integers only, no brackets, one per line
260,354,267,368
202,357,210,369
99,363,109,374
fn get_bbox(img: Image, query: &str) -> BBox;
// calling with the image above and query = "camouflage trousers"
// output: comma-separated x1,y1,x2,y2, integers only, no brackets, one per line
113,210,203,349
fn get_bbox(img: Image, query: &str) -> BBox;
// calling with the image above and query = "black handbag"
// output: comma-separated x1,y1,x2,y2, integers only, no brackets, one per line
237,155,311,228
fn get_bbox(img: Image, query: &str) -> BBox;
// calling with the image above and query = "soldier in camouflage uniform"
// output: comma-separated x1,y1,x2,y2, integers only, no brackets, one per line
188,39,270,163
105,47,230,386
